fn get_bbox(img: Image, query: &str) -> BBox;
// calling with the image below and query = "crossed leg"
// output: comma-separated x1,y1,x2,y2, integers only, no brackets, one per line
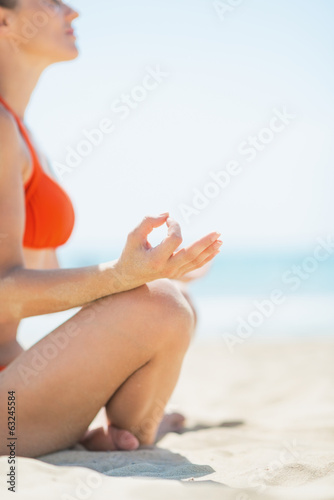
79,280,198,451
0,279,195,458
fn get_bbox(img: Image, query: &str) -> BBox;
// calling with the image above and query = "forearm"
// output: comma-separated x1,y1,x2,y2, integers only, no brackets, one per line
0,259,130,322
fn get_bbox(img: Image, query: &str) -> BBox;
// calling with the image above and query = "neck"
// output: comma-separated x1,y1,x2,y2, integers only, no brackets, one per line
0,46,46,120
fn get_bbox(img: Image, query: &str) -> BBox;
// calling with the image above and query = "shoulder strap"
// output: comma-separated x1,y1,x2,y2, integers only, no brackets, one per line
0,95,41,192
0,95,37,156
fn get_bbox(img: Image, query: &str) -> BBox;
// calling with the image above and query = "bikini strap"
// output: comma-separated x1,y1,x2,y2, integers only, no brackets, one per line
0,95,37,156
0,95,41,192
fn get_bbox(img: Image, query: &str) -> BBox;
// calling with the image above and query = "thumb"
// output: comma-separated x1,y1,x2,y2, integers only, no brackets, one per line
151,216,183,259
131,213,170,242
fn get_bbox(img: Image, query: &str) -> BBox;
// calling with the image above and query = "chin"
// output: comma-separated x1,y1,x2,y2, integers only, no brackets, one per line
52,45,80,63
63,47,80,61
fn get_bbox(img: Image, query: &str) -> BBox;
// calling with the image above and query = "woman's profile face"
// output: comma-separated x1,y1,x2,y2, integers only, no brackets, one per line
5,0,79,63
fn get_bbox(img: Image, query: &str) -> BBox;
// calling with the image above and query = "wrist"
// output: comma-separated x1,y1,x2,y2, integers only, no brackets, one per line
98,259,139,294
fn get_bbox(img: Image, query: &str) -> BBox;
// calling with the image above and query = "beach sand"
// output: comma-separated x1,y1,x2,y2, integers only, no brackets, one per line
1,336,334,499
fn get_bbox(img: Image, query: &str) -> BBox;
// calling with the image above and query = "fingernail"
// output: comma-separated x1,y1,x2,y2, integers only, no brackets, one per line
159,212,169,217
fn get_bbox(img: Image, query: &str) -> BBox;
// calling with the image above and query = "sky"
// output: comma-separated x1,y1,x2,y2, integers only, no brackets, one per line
25,0,334,260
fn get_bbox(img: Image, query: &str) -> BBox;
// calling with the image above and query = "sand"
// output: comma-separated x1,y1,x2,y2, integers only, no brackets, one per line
1,336,334,499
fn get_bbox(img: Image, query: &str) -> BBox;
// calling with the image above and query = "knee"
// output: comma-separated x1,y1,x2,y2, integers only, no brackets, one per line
83,279,195,352
137,279,195,350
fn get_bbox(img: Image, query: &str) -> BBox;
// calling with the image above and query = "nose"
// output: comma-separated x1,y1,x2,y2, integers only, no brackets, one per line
64,4,80,21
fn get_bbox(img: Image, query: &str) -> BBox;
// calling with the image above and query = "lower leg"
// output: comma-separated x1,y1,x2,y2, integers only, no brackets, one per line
78,280,195,451
105,340,188,445
80,330,191,451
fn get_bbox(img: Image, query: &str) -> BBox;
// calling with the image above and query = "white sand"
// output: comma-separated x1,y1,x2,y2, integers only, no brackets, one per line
1,337,334,499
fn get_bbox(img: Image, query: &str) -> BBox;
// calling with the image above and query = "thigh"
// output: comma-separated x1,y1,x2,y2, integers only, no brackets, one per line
0,282,175,458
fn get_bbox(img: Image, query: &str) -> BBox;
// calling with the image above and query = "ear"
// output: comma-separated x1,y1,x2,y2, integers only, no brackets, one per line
0,7,14,38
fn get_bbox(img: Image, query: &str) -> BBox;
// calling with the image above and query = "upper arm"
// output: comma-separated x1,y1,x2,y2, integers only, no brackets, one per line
0,110,26,278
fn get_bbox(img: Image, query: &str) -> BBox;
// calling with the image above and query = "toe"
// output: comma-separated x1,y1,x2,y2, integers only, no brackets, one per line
112,427,140,451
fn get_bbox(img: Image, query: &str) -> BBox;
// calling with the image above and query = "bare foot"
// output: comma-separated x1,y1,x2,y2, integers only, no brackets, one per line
153,412,186,442
79,425,140,452
79,412,186,451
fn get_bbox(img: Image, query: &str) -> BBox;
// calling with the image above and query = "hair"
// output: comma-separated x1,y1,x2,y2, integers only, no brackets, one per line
0,0,17,7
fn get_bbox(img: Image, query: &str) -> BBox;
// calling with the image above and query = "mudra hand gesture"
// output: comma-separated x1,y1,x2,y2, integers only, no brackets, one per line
114,213,222,290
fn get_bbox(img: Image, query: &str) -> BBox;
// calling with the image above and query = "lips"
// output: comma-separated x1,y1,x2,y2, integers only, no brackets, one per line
65,28,75,36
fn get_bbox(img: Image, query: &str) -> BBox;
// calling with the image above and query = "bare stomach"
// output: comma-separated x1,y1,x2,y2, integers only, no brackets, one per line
0,248,60,364
22,247,60,270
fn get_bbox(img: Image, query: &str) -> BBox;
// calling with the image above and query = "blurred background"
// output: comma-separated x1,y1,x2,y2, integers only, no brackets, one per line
18,0,334,348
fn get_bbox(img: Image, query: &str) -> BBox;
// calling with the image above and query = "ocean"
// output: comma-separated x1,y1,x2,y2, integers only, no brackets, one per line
17,250,334,349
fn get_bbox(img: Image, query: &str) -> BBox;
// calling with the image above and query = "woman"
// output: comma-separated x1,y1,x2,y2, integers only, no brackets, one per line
0,0,222,458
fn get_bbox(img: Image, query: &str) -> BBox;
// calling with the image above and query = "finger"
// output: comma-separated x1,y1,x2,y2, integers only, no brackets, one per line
130,213,169,243
171,231,221,267
152,217,183,259
178,248,221,277
173,238,222,276
181,238,222,270
181,260,213,282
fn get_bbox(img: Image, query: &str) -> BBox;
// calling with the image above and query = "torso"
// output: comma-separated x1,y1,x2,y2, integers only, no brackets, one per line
23,247,59,270
20,125,60,271
2,119,60,344
0,104,63,271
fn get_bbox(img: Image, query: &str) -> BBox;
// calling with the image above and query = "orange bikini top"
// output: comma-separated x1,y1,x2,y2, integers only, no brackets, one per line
0,95,75,249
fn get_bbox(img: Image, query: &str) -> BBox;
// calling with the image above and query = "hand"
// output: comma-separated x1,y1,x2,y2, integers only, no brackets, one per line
173,262,213,283
113,213,222,290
